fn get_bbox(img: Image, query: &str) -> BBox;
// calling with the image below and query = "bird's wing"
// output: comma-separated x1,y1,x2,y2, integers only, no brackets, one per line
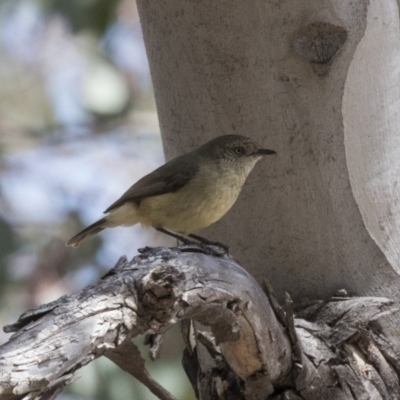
104,154,198,213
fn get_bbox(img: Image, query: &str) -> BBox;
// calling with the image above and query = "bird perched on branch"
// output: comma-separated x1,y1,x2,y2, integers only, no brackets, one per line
66,135,276,248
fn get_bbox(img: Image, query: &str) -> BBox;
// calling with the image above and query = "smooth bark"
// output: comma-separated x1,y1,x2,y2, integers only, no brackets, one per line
136,2,400,321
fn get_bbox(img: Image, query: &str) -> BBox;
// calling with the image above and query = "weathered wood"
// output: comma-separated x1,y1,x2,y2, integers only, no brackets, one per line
1,246,399,399
0,246,291,399
105,340,177,400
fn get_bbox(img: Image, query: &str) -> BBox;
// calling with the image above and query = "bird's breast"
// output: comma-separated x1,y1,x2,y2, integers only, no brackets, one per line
137,165,245,234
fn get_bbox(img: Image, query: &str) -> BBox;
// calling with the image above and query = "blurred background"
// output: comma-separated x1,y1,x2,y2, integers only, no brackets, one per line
0,0,194,398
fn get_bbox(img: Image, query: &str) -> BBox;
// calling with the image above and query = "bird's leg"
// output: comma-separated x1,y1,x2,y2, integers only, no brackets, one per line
188,233,229,253
156,228,194,245
156,228,228,256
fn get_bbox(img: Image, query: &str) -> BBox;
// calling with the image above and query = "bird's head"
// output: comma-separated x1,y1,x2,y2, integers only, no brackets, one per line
200,135,276,174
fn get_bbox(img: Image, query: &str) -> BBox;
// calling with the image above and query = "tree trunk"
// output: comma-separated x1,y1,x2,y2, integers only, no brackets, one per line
136,0,400,334
3,1,400,399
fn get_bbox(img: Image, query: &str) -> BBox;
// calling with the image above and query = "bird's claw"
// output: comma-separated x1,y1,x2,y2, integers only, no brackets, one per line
180,241,228,257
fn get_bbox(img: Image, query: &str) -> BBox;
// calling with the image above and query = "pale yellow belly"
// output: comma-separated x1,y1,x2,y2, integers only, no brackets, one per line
137,177,240,234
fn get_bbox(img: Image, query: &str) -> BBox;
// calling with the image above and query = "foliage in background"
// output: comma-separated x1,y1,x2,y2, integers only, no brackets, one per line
0,1,194,398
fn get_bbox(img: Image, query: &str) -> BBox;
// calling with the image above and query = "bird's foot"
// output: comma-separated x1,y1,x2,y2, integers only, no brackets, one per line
156,228,193,245
188,233,229,253
156,228,228,256
179,242,227,257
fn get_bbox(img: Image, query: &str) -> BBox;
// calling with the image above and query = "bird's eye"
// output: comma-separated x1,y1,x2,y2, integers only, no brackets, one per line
234,147,244,155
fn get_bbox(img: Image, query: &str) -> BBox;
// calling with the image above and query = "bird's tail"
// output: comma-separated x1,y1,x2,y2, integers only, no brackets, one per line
66,217,107,248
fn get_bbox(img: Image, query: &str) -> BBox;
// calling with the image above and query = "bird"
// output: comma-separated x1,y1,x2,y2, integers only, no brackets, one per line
66,135,276,248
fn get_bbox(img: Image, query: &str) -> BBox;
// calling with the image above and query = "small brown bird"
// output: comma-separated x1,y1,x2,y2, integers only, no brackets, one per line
66,135,276,247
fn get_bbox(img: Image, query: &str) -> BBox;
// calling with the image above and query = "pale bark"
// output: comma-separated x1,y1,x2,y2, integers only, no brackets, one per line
3,1,400,399
0,246,292,400
1,246,399,400
136,1,400,318
343,1,400,273
134,0,400,396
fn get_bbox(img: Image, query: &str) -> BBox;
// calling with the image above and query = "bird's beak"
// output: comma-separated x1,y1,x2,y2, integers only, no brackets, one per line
256,148,276,156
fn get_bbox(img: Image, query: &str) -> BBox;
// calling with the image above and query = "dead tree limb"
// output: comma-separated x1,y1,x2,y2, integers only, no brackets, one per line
0,245,399,400
0,245,291,400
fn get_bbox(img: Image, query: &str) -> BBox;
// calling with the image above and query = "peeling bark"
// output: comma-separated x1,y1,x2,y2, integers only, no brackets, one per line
1,246,399,399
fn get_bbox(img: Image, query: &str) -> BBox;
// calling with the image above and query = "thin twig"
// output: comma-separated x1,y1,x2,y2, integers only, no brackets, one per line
263,278,287,327
285,292,302,364
105,340,177,400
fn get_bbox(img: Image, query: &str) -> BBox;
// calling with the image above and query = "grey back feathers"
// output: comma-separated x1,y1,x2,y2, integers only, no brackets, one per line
105,153,199,212
106,135,258,212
